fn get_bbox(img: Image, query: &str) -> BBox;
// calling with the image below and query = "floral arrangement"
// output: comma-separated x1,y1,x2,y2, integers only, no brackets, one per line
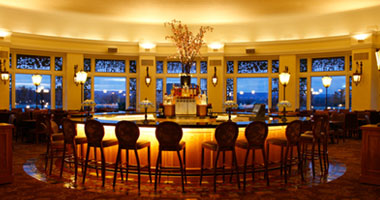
82,99,96,106
165,19,213,74
277,100,292,109
139,98,154,108
224,100,238,108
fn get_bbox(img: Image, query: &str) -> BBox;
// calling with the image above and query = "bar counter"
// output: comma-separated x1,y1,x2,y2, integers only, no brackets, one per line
72,113,308,171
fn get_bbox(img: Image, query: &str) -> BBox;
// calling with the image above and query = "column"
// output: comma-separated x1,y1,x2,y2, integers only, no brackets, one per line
279,55,298,111
0,47,10,110
138,48,156,112
64,53,83,110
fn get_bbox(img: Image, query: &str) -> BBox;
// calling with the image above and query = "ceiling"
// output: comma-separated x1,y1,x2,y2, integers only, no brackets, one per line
0,0,380,44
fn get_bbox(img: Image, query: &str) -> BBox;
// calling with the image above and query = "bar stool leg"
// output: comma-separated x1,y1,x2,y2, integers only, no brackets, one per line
280,146,284,176
82,145,91,184
200,147,205,185
60,143,67,177
261,148,269,186
49,145,54,175
318,140,323,173
147,146,152,183
311,141,316,177
243,148,250,190
297,143,304,181
176,150,185,193
94,147,98,177
223,151,226,183
284,145,290,184
252,148,255,181
214,150,220,192
134,149,141,193
126,149,129,182
288,146,293,176
154,149,162,192
113,148,121,188
233,148,240,189
100,147,106,187
183,147,187,184
72,143,78,183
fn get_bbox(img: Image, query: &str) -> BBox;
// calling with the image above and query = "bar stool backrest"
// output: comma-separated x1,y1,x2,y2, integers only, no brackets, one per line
245,121,268,148
215,121,239,150
312,117,324,139
285,120,302,145
115,121,140,149
62,118,77,144
85,119,105,147
155,121,183,150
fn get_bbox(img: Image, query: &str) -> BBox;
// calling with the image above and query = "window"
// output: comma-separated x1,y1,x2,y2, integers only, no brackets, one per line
200,61,207,74
84,58,91,72
16,55,50,70
156,61,163,74
167,61,196,74
300,59,307,72
238,61,268,73
55,76,63,108
226,78,234,100
9,53,11,68
55,57,62,71
94,77,126,111
129,60,137,73
227,61,234,73
9,74,12,109
200,78,207,95
311,57,345,72
84,77,91,100
271,78,279,109
311,76,346,110
129,78,136,110
272,60,279,73
299,78,307,110
95,59,125,73
15,74,51,109
156,78,163,108
237,78,268,110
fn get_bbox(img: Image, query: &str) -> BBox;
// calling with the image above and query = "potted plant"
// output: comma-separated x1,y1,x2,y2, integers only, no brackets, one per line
165,19,213,87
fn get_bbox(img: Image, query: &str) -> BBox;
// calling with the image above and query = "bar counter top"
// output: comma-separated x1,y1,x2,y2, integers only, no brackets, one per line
71,112,309,128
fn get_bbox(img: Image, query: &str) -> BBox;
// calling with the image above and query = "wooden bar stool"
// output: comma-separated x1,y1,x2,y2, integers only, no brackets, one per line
200,121,240,192
59,118,87,183
235,121,269,190
300,116,324,177
112,121,152,192
266,120,304,183
154,121,186,193
82,119,118,187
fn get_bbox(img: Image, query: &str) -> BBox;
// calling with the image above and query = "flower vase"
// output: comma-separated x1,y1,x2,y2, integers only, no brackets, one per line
180,74,191,88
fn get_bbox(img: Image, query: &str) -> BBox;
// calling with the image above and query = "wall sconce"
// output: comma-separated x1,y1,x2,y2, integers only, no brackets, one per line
352,61,363,86
212,66,218,86
139,43,156,52
145,66,151,87
376,49,380,71
74,64,88,86
0,58,9,84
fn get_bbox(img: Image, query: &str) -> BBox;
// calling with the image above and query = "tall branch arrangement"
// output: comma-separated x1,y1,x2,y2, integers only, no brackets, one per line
165,19,213,74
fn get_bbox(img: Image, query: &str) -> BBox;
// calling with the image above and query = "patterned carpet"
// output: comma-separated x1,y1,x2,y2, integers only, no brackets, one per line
1,139,380,199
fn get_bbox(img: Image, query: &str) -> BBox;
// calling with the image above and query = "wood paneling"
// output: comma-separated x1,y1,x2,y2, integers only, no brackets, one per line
360,125,380,185
0,123,14,184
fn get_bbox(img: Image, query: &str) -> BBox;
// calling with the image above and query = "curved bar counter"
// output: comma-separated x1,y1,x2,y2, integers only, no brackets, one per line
72,113,309,172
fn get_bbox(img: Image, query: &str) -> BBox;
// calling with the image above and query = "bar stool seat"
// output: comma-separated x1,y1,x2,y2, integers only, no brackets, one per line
266,137,287,145
102,139,118,147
